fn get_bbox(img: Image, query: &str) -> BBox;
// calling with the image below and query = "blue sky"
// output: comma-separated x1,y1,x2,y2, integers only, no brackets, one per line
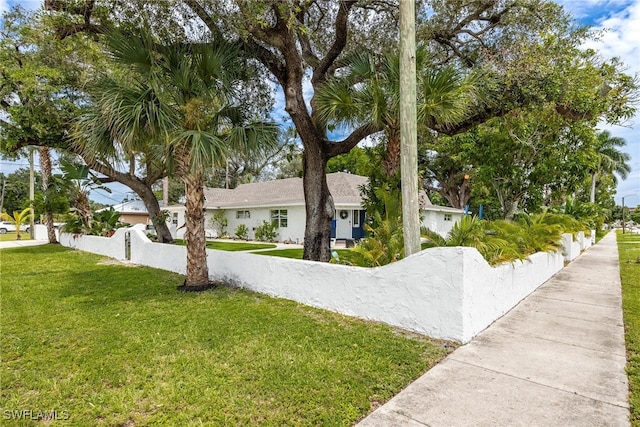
557,0,640,205
1,0,639,206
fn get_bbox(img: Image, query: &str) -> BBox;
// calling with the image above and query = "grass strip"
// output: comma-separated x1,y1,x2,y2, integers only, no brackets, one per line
1,244,453,426
617,231,640,426
174,239,277,251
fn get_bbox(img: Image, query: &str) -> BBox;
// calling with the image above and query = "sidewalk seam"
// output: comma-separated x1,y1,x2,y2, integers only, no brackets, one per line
445,358,630,409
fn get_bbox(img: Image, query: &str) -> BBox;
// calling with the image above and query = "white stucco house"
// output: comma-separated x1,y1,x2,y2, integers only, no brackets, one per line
164,172,464,242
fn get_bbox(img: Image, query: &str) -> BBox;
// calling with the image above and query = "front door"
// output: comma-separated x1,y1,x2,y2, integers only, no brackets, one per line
335,209,352,239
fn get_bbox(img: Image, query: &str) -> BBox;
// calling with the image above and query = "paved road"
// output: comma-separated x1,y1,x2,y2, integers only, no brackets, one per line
359,232,629,426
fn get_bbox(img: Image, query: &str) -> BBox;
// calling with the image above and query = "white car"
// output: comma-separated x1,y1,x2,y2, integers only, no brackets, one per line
0,221,28,234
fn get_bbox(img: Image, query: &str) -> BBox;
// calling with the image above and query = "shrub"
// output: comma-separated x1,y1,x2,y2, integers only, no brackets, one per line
422,216,521,265
209,210,228,237
235,224,249,240
254,220,278,241
334,186,404,267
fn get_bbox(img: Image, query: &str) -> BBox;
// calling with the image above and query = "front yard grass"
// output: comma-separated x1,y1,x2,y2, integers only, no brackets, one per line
617,231,640,425
0,231,31,242
1,245,453,426
174,239,277,251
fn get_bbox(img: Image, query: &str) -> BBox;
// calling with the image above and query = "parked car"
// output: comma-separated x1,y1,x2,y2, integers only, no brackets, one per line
25,222,64,233
0,221,28,234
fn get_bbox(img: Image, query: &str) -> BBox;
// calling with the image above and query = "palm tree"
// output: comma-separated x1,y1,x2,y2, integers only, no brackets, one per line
1,208,33,240
315,46,477,178
589,131,630,203
38,146,58,243
82,29,278,289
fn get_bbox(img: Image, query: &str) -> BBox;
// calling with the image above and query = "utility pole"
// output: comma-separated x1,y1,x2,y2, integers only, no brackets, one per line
29,148,35,239
0,179,6,215
400,0,421,256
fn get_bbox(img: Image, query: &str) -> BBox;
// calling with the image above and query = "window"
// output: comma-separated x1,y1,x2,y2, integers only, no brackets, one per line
271,209,288,227
444,213,452,221
352,210,360,226
236,210,250,219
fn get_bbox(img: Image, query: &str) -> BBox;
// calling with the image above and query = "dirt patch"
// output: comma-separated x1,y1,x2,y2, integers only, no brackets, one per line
97,259,138,267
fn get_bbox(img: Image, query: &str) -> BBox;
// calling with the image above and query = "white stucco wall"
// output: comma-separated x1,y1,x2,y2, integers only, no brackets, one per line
32,224,59,241
59,228,587,343
461,250,565,342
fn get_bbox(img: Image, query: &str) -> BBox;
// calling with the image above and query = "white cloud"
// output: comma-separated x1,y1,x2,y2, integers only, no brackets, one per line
559,0,640,203
585,1,640,73
0,0,10,15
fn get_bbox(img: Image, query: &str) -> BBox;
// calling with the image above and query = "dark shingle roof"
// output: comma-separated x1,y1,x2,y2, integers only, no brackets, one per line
202,172,464,213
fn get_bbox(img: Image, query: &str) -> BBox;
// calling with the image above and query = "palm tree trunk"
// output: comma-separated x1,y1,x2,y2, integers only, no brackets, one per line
382,127,401,178
38,146,58,243
589,171,597,203
181,170,211,289
76,192,92,229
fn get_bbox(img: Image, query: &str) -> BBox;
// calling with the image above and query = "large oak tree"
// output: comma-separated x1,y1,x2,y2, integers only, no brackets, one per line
46,0,637,261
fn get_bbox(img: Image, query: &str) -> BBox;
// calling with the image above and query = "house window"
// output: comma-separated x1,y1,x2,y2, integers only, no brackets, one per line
444,213,452,221
271,209,288,227
352,210,360,226
236,210,250,219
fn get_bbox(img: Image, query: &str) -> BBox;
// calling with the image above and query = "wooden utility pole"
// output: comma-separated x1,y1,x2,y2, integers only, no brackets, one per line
400,0,421,256
29,148,36,239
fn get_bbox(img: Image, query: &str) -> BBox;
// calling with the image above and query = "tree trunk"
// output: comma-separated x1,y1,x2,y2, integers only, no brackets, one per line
302,150,334,262
181,170,211,289
76,192,93,229
589,171,597,203
503,199,519,220
383,127,401,178
80,155,174,243
38,146,58,243
128,182,174,244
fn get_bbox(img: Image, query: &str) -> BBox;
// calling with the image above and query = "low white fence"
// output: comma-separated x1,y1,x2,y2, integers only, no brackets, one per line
59,226,592,343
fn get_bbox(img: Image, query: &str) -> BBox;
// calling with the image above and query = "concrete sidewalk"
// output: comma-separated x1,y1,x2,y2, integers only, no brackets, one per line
0,239,48,249
359,232,629,426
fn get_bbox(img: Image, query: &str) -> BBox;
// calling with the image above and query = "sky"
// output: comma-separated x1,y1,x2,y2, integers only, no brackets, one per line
1,0,639,207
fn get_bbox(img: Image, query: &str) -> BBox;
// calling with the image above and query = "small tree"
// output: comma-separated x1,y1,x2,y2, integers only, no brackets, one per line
1,208,33,240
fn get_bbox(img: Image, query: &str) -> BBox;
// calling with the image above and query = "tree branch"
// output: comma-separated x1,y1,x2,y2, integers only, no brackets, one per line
312,0,357,86
325,122,382,157
44,0,108,39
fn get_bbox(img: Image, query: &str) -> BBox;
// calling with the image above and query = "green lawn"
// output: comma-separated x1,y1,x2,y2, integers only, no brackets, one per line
254,248,305,259
0,231,31,242
617,231,640,426
254,248,356,262
174,239,277,251
1,245,452,426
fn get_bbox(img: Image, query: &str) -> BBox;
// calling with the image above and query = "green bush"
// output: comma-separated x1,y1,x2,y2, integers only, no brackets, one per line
235,224,249,240
254,220,278,242
421,213,574,266
334,186,404,267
